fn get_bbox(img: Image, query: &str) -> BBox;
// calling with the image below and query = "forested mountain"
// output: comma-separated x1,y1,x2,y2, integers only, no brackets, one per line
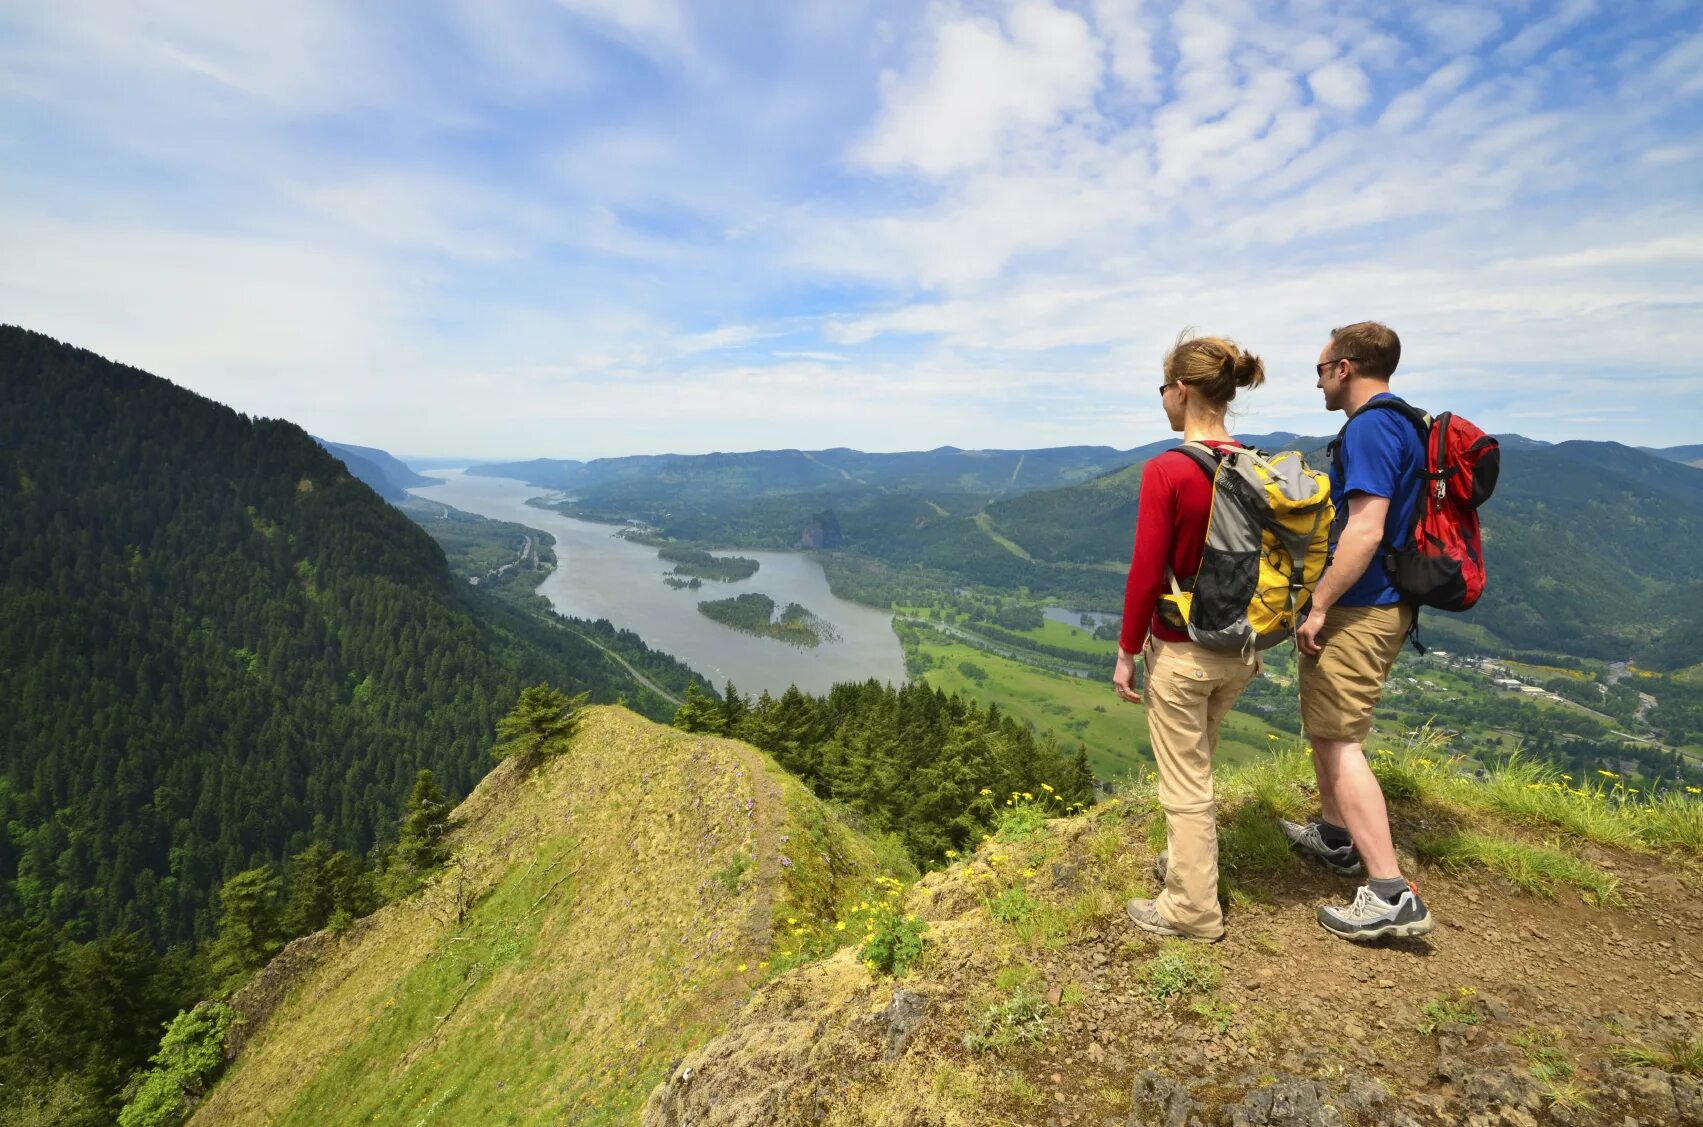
314,439,435,500
0,325,687,949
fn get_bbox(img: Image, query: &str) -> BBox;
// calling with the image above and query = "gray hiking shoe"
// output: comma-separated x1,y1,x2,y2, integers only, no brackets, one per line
1279,818,1365,877
1125,898,1222,943
1318,883,1434,942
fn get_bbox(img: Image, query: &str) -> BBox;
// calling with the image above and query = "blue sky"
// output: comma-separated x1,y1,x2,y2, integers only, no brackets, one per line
2,0,1700,458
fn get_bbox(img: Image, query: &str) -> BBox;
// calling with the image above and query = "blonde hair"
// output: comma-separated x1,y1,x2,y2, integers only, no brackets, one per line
1162,331,1265,407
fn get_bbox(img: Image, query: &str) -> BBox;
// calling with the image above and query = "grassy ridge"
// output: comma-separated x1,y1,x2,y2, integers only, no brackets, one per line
190,708,895,1126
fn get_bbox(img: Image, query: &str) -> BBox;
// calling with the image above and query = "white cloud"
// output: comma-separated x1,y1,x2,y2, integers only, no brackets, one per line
1497,0,1597,63
1307,59,1371,112
853,0,1103,178
1091,0,1159,100
2,0,1701,457
1415,5,1502,53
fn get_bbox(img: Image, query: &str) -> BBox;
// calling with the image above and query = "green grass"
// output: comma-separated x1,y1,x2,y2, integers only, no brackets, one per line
963,989,1053,1054
1369,728,1703,856
988,886,1040,924
189,708,898,1127
993,798,1053,842
1010,616,1117,658
1190,997,1234,1035
911,629,1283,781
1418,994,1482,1035
1412,831,1619,905
1142,942,1221,1003
1612,1036,1703,1076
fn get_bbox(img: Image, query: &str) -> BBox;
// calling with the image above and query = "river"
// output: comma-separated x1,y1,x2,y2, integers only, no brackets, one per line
411,471,908,696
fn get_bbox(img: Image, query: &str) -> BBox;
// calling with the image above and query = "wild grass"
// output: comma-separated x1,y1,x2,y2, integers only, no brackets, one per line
963,989,1053,1054
1412,831,1619,905
187,708,899,1127
1190,996,1234,1035
1368,727,1703,856
1612,1036,1703,1076
1417,992,1482,1035
1142,941,1221,1003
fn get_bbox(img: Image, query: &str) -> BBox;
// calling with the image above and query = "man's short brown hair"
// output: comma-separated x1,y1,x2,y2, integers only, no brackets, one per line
1329,322,1400,380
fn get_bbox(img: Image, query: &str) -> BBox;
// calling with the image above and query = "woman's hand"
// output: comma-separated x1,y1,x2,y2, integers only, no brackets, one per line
1113,647,1143,704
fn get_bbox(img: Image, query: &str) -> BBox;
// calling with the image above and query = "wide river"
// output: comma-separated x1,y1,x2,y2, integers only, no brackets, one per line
412,471,908,695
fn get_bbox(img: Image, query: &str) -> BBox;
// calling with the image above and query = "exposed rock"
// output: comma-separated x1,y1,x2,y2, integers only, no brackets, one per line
1126,1070,1201,1127
1224,1077,1343,1127
877,989,930,1060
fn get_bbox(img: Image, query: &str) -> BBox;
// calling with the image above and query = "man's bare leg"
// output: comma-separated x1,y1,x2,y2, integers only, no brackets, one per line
1309,736,1400,880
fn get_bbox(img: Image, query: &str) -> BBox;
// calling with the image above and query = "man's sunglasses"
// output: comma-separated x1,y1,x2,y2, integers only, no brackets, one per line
1315,356,1361,377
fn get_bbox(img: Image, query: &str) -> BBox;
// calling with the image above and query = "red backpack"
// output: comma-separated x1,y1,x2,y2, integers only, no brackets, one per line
1333,397,1500,612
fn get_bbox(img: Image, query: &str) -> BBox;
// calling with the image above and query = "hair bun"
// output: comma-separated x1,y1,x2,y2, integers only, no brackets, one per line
1233,352,1266,390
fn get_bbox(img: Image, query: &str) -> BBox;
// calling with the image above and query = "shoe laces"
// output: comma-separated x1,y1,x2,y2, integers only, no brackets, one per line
1345,885,1391,920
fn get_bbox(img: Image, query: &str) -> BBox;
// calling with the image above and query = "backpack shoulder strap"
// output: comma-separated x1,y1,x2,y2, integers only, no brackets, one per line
1173,441,1222,481
1350,395,1431,437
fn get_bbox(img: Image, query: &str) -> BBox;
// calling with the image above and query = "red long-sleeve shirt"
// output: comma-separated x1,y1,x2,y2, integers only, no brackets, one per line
1119,441,1239,653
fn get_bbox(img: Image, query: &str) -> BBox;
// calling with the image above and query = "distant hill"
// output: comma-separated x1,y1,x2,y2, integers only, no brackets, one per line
185,706,899,1125
472,430,1703,667
314,439,436,500
1646,443,1703,468
0,326,688,948
469,444,1151,505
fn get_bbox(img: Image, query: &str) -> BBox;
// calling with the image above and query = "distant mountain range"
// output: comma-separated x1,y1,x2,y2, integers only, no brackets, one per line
313,438,436,501
450,432,1703,670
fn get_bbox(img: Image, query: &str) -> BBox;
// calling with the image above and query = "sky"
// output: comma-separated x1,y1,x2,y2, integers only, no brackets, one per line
2,0,1701,460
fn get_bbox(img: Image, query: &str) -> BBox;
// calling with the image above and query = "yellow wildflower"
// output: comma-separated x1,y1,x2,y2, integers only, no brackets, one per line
835,921,847,931
1041,783,1054,793
1598,769,1618,778
737,963,748,972
1022,791,1033,800
979,788,993,796
1022,868,1037,878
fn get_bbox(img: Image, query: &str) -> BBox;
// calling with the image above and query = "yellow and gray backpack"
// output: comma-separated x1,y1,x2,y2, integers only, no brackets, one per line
1157,442,1334,657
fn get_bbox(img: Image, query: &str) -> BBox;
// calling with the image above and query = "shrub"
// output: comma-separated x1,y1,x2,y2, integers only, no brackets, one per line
860,902,928,977
118,1003,236,1127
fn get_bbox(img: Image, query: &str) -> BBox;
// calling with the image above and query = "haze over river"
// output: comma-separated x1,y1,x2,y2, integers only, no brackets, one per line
413,471,908,695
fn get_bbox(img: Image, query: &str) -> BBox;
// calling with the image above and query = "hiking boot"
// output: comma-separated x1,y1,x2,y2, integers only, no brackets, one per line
1279,818,1365,877
1154,850,1168,888
1125,898,1222,943
1317,883,1434,942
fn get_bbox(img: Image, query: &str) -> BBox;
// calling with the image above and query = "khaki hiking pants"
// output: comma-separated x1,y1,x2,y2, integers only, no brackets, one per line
1143,636,1259,938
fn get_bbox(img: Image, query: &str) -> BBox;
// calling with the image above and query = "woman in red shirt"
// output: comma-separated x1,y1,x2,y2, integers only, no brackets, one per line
1113,333,1266,942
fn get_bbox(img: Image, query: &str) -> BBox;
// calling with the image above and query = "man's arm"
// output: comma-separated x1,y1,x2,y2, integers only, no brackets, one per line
1295,492,1388,655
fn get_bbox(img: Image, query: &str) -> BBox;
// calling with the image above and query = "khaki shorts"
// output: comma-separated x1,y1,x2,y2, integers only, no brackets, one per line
1297,603,1414,743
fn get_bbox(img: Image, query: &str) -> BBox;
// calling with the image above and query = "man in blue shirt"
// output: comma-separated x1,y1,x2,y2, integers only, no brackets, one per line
1284,321,1434,943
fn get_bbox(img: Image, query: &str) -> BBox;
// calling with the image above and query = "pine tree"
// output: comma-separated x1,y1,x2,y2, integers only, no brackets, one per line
394,771,451,874
672,682,727,735
207,868,282,988
492,684,587,760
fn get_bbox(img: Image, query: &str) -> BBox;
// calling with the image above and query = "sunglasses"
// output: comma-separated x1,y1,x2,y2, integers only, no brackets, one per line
1315,356,1361,377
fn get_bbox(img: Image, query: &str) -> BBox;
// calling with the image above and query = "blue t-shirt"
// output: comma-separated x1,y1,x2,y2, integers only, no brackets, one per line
1330,393,1424,607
